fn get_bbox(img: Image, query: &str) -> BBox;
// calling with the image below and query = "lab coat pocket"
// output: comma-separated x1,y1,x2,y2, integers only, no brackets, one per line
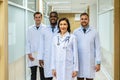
32,52,39,66
32,52,38,58
66,51,73,64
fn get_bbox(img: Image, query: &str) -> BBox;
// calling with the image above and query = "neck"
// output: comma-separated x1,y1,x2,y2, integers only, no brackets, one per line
60,32,66,37
51,23,57,27
83,25,89,28
36,23,40,27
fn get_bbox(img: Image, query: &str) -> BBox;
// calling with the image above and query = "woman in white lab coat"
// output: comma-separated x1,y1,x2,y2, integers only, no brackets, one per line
51,17,78,80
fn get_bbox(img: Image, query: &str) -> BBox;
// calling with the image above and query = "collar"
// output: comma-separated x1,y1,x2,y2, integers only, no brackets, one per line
57,32,70,41
33,24,42,30
81,26,89,30
78,26,91,33
48,24,58,32
49,24,57,28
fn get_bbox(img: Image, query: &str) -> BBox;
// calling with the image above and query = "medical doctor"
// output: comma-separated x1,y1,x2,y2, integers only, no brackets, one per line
26,12,45,80
51,17,78,80
73,13,101,80
38,11,59,80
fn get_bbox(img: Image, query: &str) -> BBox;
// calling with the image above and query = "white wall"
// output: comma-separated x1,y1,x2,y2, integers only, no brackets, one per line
89,4,97,28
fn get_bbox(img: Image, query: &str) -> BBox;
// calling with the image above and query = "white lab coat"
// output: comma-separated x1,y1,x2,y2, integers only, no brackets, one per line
26,23,45,67
38,25,58,77
73,26,101,78
51,32,78,80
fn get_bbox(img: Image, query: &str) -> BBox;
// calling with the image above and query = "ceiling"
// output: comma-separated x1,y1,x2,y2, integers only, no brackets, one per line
27,0,114,13
44,0,97,13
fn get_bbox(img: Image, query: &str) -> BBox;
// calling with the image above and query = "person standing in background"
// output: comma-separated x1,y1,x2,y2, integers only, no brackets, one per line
26,12,45,80
73,13,101,80
38,11,59,80
51,17,78,80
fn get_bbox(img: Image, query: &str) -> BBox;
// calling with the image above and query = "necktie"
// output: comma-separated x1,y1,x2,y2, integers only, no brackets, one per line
36,26,39,30
83,28,86,33
52,27,55,32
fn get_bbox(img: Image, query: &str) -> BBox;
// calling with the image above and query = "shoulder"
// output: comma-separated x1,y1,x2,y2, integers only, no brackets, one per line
54,33,59,38
52,34,59,41
90,26,98,33
73,27,80,34
42,25,52,33
41,23,47,28
40,24,48,32
42,25,50,30
70,34,77,40
27,25,35,31
29,25,34,29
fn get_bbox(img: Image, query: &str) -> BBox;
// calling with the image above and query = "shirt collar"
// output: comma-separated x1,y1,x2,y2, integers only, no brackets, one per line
58,31,70,38
79,25,91,33
81,26,89,30
48,24,58,32
33,24,42,30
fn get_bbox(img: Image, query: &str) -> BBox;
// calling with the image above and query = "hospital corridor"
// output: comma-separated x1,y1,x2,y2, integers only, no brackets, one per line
0,0,120,80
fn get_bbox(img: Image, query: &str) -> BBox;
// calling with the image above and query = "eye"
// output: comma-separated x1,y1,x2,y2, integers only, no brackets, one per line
59,23,62,26
63,23,67,26
81,18,84,20
85,18,88,20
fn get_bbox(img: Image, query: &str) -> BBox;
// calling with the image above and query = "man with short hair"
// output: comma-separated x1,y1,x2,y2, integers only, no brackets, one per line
73,13,101,80
38,11,59,80
26,12,45,80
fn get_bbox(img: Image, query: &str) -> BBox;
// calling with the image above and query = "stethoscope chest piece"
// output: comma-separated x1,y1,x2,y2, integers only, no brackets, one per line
57,43,60,45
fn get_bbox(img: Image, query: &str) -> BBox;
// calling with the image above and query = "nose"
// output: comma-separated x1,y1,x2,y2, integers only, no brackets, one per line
61,24,65,28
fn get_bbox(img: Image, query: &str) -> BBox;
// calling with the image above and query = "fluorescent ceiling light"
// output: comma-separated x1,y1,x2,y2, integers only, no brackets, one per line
47,1,71,5
53,6,71,8
53,8,71,11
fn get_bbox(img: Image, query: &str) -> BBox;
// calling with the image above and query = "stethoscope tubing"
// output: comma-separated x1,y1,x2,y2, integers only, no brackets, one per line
57,36,70,49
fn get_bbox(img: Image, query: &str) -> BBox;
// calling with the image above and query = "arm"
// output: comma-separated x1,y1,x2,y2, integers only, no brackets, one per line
26,29,34,61
26,29,31,54
37,32,44,67
95,32,101,72
51,38,56,77
72,36,78,77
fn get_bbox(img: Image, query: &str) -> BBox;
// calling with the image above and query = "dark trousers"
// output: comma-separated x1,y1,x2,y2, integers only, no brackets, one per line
86,78,93,80
77,77,93,80
45,77,53,80
30,66,45,80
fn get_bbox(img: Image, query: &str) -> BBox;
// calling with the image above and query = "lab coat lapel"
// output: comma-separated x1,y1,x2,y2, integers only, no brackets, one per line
48,25,58,33
78,26,92,34
86,27,91,33
58,32,70,42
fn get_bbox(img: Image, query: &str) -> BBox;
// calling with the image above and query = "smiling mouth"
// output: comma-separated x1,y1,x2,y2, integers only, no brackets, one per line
82,22,86,23
51,19,55,21
61,28,66,30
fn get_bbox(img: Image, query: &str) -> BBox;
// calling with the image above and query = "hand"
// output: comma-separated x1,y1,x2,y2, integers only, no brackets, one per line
52,69,56,77
39,60,44,67
72,71,78,78
95,64,100,72
28,54,34,61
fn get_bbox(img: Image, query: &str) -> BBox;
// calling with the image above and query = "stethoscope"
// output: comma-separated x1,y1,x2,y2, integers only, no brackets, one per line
57,36,70,49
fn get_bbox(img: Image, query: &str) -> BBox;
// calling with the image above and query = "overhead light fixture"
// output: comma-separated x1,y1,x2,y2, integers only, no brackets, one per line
53,8,71,11
47,1,71,5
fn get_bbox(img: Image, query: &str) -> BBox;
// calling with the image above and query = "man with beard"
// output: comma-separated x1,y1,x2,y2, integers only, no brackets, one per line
73,13,101,80
38,11,59,80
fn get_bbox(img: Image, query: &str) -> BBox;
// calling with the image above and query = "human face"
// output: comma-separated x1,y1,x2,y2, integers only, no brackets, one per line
34,14,42,25
49,13,58,26
59,20,68,34
80,15,89,27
